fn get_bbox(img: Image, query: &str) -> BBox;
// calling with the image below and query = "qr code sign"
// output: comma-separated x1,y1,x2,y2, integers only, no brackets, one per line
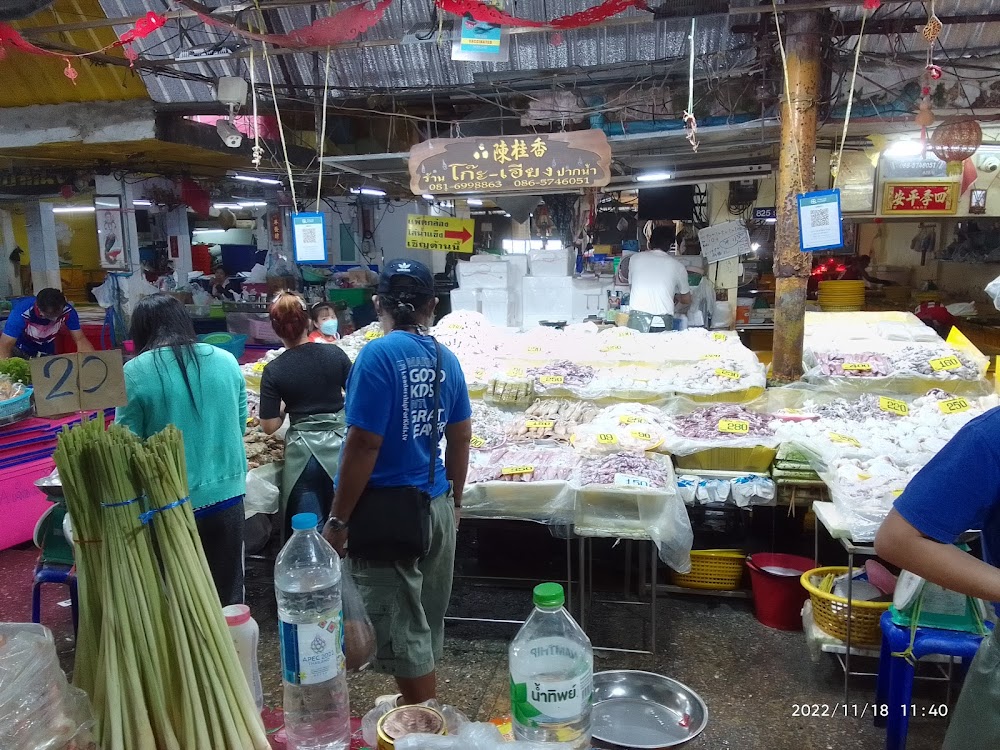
811,207,830,227
300,226,319,245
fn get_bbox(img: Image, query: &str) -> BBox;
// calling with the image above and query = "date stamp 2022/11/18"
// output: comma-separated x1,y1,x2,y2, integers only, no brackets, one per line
791,703,949,719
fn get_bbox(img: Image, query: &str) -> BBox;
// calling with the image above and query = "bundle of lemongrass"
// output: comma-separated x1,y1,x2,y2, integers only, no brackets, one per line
55,420,268,750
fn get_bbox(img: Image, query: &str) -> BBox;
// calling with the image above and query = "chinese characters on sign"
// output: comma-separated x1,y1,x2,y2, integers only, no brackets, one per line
882,182,958,216
408,131,612,195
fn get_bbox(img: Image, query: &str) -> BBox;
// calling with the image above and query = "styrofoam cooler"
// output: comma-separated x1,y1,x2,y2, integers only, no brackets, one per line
572,278,612,321
528,247,574,277
457,260,512,289
522,276,574,327
450,288,480,313
480,289,517,327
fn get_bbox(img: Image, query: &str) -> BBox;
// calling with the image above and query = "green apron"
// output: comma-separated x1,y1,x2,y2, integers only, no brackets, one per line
943,627,1000,748
280,413,346,534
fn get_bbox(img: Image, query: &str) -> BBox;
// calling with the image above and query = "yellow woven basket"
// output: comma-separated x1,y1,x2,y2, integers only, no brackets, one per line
670,549,746,591
800,566,891,647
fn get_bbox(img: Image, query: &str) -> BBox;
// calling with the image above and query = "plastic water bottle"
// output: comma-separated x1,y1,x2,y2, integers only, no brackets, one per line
276,513,351,750
223,604,263,713
509,583,593,749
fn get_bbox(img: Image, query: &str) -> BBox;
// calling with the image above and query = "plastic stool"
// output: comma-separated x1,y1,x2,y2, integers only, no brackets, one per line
31,562,78,634
875,610,991,750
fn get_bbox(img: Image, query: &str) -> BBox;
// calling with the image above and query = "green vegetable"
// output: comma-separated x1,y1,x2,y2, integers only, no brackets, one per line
0,357,31,385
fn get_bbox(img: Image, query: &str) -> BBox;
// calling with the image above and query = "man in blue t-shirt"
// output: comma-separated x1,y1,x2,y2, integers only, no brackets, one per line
324,258,471,708
1,288,93,359
875,407,1000,747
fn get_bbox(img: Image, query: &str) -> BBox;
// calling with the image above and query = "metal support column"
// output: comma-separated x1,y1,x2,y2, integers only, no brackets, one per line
771,9,823,383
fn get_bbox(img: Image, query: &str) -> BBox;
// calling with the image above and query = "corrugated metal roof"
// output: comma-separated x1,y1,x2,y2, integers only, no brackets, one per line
2,0,148,107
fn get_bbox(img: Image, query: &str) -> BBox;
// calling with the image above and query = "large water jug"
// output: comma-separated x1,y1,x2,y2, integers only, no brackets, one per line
276,513,351,750
509,583,593,749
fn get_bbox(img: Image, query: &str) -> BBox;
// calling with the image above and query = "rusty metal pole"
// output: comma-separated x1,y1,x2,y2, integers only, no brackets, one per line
771,10,823,383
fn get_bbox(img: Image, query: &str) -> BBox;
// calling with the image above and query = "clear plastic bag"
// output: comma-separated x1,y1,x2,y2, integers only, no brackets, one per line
0,624,97,750
341,569,376,672
244,463,281,517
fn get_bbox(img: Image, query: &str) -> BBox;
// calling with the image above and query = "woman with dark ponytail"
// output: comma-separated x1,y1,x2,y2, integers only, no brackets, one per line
323,258,471,706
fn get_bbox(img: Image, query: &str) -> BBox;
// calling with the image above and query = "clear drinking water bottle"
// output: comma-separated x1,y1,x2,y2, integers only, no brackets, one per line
509,583,593,749
276,513,351,750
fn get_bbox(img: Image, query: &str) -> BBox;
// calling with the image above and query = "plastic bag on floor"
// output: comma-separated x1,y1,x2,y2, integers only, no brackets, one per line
341,568,376,672
244,463,281,516
0,624,97,750
362,700,469,748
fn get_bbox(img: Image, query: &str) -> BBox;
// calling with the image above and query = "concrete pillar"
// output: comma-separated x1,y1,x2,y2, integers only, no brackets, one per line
163,207,193,280
771,10,823,384
0,209,20,297
24,201,61,292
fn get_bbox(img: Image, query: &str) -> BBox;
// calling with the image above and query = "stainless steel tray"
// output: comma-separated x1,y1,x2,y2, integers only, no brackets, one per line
592,670,708,749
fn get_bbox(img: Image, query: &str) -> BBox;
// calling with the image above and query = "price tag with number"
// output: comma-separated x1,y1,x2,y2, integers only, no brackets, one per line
878,397,909,417
841,362,873,372
506,367,525,378
447,323,463,330
828,432,862,448
614,473,651,488
597,433,618,445
475,368,487,380
630,430,653,441
892,489,905,499
501,465,535,476
30,351,127,417
930,355,962,372
712,332,728,342
714,369,741,380
717,419,750,434
525,420,555,429
252,362,266,373
539,375,565,385
470,436,486,448
601,345,622,353
364,330,383,341
701,354,722,360
939,397,970,414
619,415,647,425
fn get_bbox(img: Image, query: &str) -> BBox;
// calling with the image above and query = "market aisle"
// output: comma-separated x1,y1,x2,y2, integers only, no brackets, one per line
1,546,951,750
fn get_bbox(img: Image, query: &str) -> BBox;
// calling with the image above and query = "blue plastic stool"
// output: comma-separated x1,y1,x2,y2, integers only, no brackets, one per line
31,562,78,634
875,609,991,750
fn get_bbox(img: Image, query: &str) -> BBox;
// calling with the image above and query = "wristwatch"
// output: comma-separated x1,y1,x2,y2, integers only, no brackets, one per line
325,516,348,532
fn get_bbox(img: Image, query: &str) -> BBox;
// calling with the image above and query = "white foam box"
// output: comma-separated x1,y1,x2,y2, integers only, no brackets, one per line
522,276,574,327
450,288,480,313
572,278,612,321
528,247,574,277
480,288,516,327
457,260,512,290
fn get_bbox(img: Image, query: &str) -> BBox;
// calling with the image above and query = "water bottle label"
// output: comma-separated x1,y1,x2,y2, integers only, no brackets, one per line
279,611,345,686
511,674,592,725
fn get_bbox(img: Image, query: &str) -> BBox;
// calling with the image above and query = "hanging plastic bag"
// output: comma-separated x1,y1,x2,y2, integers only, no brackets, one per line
342,569,377,672
90,276,117,308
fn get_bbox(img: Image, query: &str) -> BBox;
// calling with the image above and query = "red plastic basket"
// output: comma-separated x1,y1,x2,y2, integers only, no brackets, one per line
746,553,814,631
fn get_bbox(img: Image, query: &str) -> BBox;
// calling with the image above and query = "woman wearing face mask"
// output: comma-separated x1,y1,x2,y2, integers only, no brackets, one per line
308,302,341,343
260,292,352,538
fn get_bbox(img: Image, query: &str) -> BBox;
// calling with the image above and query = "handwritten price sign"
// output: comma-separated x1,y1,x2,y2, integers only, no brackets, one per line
30,351,127,417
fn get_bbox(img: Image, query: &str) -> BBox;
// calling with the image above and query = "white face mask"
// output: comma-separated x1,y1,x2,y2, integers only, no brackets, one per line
319,319,339,336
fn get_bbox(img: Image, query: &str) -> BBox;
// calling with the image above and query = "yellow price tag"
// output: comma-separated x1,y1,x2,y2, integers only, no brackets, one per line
506,367,525,378
878,397,909,417
841,362,872,372
601,345,622,352
717,419,750,434
712,332,728,342
501,465,535,476
857,473,872,481
526,346,542,353
619,415,648,425
630,430,653,441
828,432,862,448
714,368,741,380
892,489,905,499
525,420,555,429
447,323,463,330
252,362,266,373
474,368,486,380
539,375,565,385
364,330,383,341
930,355,962,372
597,433,618,445
939,397,971,414
470,436,486,448
701,354,722,360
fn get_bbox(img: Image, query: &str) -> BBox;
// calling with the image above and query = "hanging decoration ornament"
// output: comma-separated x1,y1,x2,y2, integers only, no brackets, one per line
682,17,699,152
117,12,167,46
914,1,942,138
434,0,649,30
1,11,165,66
922,8,943,43
929,116,982,163
862,0,881,9
63,58,78,84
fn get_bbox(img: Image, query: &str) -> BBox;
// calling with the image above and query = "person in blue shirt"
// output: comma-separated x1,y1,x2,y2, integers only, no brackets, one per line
875,407,1000,748
323,258,471,706
0,288,94,359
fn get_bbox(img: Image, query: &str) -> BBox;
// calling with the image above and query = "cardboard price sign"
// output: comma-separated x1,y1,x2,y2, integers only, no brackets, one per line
30,351,127,417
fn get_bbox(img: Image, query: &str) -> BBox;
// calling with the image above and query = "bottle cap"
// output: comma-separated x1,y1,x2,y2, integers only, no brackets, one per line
291,512,319,531
533,582,565,608
223,604,251,626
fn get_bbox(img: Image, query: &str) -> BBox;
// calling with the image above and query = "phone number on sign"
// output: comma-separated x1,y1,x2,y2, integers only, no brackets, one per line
791,704,948,718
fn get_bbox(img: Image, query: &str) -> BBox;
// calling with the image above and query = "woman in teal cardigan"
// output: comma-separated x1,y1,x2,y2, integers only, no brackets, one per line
116,294,248,605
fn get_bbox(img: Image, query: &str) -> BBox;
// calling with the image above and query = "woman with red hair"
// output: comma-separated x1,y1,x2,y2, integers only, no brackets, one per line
260,292,352,538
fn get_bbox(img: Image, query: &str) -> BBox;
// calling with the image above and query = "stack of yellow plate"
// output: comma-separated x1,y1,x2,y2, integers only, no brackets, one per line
818,280,865,311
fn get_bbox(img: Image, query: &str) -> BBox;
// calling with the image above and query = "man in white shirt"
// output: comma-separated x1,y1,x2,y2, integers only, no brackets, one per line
623,226,692,332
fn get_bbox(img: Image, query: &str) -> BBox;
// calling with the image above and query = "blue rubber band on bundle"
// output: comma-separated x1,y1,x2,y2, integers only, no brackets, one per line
101,495,143,508
139,497,190,525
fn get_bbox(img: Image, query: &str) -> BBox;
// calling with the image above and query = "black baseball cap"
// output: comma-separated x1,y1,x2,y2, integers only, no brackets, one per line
378,258,435,295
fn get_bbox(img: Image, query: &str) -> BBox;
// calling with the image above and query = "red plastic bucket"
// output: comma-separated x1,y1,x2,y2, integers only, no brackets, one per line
746,553,814,630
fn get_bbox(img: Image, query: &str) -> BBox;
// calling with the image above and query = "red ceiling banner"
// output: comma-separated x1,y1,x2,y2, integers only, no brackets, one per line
435,0,650,29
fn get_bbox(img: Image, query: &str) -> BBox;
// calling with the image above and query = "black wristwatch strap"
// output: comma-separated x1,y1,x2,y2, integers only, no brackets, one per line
326,516,348,531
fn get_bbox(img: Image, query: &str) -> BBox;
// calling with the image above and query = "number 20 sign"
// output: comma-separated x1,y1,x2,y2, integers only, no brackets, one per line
29,350,127,417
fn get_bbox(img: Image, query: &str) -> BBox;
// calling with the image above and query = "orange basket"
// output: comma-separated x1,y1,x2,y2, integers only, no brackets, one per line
800,566,891,647
670,549,746,591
